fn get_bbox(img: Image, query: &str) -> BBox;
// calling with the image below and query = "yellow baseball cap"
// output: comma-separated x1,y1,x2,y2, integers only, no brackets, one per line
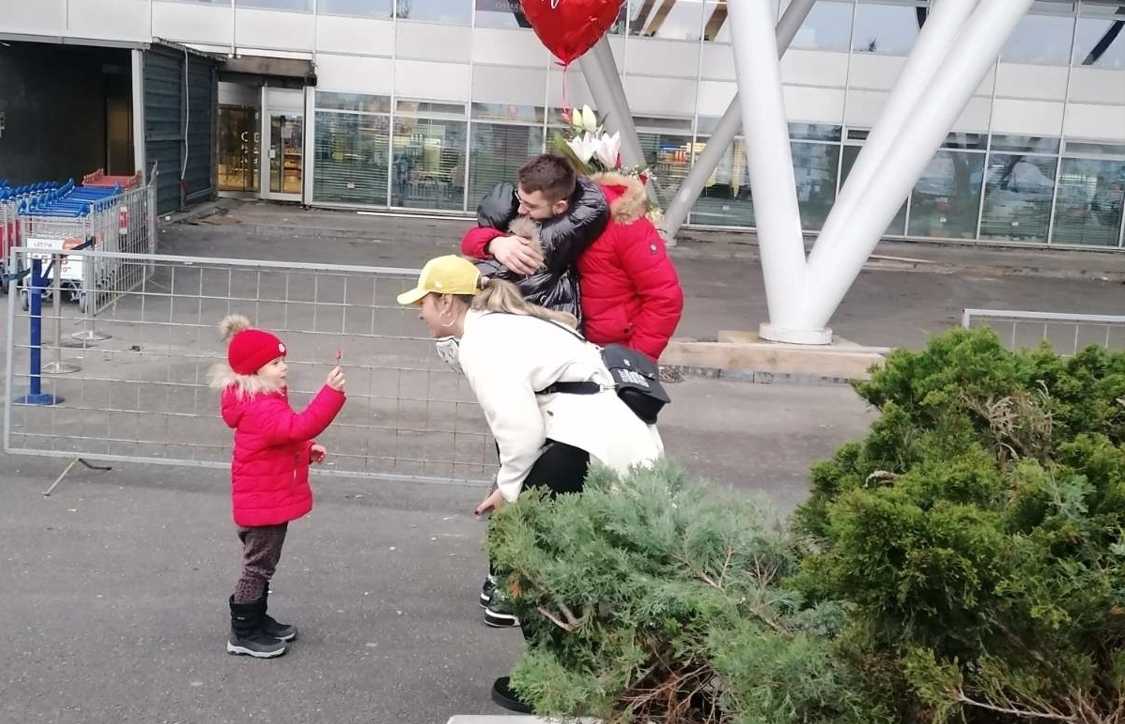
396,255,482,306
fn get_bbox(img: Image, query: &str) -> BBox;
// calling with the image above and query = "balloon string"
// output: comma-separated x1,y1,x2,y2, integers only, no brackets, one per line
557,60,571,117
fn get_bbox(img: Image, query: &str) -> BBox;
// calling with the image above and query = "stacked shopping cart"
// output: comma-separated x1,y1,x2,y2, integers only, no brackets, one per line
0,181,60,295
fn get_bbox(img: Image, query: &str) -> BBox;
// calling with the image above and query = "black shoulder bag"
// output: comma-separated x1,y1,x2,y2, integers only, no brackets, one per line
538,322,670,424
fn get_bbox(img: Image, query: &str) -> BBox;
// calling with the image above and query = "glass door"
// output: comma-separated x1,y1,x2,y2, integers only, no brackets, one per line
268,113,304,197
218,105,260,193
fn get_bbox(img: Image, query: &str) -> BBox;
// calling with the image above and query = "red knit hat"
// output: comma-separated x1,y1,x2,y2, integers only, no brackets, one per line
220,315,286,375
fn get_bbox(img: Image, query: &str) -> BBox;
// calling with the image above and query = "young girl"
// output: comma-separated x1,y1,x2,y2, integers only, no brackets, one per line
209,314,347,658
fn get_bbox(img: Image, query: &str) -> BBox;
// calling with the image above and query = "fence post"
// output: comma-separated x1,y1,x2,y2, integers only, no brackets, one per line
15,257,62,406
41,251,80,375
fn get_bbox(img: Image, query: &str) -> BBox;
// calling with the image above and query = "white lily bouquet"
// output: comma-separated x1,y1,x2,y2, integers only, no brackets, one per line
552,105,654,185
551,105,663,225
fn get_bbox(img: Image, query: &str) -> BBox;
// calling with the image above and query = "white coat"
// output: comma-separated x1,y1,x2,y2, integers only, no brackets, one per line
458,310,664,502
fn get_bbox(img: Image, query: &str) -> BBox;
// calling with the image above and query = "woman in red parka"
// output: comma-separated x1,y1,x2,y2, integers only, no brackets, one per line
582,172,684,361
208,315,346,659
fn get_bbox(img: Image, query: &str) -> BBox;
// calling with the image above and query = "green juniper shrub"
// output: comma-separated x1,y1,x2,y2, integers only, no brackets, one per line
487,461,879,724
796,327,1125,723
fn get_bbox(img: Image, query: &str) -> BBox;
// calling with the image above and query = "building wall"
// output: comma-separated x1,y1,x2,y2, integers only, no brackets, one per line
4,0,1122,249
0,42,132,185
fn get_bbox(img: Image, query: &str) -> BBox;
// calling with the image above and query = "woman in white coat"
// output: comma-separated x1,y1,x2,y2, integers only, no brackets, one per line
397,255,664,712
397,255,663,512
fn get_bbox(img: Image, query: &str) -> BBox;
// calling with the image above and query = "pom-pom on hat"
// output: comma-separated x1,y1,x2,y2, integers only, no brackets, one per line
220,315,286,375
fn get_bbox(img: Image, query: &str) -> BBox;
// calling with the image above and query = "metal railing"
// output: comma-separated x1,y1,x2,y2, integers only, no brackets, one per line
961,308,1125,355
4,248,496,488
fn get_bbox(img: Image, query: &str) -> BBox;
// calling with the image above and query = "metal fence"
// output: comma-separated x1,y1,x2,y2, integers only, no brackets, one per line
962,308,1125,355
4,248,496,487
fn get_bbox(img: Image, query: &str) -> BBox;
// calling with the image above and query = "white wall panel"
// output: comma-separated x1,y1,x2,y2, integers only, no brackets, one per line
780,49,848,88
786,85,845,125
991,98,1065,137
0,0,66,36
471,65,547,107
1068,68,1125,106
68,0,148,42
236,8,314,52
626,39,699,79
623,75,698,116
995,63,1069,101
395,60,470,102
1064,104,1125,142
152,1,232,46
697,80,737,117
396,21,471,64
316,54,394,95
547,67,594,110
316,15,394,56
700,43,735,81
471,28,549,67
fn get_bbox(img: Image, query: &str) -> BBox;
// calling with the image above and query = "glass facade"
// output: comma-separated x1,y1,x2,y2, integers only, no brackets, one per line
195,0,1125,249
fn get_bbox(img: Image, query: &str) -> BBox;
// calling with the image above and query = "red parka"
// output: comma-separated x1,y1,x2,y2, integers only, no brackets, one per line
580,172,684,361
220,384,346,527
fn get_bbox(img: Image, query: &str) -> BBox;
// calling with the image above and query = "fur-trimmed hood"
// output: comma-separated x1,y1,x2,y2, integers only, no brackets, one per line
590,172,648,224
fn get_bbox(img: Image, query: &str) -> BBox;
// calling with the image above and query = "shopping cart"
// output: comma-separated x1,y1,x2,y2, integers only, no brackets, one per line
1,182,61,295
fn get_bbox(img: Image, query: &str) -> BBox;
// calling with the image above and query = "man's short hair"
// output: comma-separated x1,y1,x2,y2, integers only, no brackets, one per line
517,154,577,202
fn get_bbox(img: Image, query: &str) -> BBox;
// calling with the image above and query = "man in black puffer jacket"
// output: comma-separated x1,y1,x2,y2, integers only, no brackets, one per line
460,154,609,322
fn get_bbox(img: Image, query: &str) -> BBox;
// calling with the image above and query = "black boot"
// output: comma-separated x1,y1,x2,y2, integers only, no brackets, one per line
258,588,298,642
227,596,287,658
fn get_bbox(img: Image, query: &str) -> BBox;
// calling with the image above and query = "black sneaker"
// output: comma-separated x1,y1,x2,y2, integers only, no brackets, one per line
491,676,533,714
480,575,496,608
483,587,520,628
258,592,298,642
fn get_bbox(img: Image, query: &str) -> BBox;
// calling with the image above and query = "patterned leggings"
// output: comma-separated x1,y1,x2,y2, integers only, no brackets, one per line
232,523,288,604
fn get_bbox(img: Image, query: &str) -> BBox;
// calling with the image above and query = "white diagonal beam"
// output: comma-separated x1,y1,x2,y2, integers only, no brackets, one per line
808,0,977,270
728,0,822,343
660,0,816,240
802,0,1034,329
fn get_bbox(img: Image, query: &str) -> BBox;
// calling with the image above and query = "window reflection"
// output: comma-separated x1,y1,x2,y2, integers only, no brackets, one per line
1002,11,1075,65
908,150,985,239
1051,158,1125,246
314,112,391,205
1074,9,1125,69
852,2,923,56
690,136,755,227
468,123,544,206
791,0,853,52
638,132,697,208
630,0,703,41
702,0,729,43
395,0,471,24
792,142,840,230
474,0,530,29
841,146,907,235
319,0,393,17
237,0,313,10
392,116,467,210
980,154,1057,241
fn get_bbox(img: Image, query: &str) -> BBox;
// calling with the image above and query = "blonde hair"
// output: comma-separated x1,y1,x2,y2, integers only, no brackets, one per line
455,276,578,329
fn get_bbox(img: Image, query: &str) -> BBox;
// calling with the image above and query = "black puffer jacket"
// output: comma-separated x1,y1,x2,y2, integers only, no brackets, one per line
470,178,609,320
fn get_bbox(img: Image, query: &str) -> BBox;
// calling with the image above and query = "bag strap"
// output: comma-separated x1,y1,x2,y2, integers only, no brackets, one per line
537,380,600,396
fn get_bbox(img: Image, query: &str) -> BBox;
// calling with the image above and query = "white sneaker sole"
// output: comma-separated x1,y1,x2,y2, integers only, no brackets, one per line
226,640,288,658
483,610,521,628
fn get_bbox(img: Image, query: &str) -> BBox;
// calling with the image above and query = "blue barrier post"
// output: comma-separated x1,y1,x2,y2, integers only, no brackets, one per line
16,257,62,406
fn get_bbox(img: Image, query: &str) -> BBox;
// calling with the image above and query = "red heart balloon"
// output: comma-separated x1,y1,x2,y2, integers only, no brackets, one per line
519,0,624,66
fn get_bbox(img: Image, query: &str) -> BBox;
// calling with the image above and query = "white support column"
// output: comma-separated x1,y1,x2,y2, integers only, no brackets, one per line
660,0,816,240
728,0,824,344
131,49,146,177
581,38,648,173
803,0,1034,329
808,0,978,265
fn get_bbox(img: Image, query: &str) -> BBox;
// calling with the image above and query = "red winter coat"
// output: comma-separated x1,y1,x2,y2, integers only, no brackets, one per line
581,172,684,361
220,384,346,527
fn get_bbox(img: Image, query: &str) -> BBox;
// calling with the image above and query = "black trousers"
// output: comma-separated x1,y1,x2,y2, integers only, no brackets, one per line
522,440,590,496
488,440,590,579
